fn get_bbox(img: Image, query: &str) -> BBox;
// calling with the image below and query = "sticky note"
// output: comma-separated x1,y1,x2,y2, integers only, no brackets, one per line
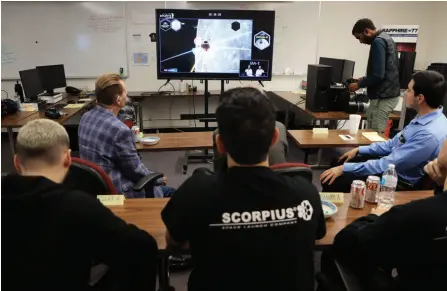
362,132,386,142
20,103,38,112
313,128,329,134
320,192,344,204
97,195,125,206
291,90,306,95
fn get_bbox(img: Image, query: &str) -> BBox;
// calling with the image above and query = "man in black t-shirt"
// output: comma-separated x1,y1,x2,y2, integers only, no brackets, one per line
2,119,158,291
162,87,326,291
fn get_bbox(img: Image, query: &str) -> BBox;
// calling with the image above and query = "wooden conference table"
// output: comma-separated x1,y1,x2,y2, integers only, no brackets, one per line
109,190,431,250
135,131,214,174
136,132,214,152
287,129,388,166
127,90,222,131
108,190,431,291
1,94,96,154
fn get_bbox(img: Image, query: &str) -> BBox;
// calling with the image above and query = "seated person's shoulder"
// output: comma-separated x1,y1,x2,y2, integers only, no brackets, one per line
180,171,219,194
412,117,447,142
434,114,447,133
81,108,129,132
280,174,321,201
57,189,100,208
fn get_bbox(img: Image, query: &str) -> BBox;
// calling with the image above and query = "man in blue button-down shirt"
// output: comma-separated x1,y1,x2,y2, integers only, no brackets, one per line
321,70,447,192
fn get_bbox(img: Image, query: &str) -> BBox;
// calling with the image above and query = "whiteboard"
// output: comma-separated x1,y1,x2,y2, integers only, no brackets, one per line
1,1,128,79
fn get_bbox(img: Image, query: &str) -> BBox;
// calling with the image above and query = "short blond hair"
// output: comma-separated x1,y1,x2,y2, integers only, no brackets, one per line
95,73,124,105
16,119,70,166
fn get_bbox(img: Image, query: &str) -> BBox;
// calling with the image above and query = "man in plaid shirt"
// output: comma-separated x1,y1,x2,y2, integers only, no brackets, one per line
78,74,175,198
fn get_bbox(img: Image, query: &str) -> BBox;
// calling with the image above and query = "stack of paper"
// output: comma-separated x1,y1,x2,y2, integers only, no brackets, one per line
78,98,94,102
63,104,85,109
40,95,63,104
362,132,386,142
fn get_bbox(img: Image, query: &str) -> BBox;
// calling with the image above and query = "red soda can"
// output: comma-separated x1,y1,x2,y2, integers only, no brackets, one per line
365,176,380,203
350,180,366,209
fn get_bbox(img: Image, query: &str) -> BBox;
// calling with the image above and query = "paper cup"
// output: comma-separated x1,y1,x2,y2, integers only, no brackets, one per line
349,114,361,135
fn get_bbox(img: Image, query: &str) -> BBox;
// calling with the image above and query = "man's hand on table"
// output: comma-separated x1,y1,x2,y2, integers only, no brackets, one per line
320,166,343,185
424,159,446,186
338,147,359,163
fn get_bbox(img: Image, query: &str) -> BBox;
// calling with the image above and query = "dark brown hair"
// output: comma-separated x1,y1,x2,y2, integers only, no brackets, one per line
412,70,446,108
352,18,376,35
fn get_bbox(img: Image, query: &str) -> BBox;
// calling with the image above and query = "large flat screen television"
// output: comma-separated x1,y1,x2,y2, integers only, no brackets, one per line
156,9,275,80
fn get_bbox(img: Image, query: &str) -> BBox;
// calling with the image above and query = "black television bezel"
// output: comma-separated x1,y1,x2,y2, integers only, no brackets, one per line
155,8,275,81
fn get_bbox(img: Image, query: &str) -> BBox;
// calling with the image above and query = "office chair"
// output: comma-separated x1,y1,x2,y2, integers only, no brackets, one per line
271,162,313,182
63,157,163,198
63,158,118,195
203,159,313,182
122,119,134,129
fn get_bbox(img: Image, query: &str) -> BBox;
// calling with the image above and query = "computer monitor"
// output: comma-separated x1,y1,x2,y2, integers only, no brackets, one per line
36,64,67,95
156,9,275,80
319,57,355,84
19,69,44,102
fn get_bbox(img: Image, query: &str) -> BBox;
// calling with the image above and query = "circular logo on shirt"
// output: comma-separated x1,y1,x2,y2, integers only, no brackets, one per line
298,200,313,221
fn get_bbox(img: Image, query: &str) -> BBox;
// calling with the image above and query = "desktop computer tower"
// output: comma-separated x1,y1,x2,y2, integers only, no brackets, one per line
319,57,355,84
306,64,332,112
428,63,447,79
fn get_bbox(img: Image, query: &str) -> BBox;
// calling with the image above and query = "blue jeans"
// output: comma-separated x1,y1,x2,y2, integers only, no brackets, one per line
160,186,176,197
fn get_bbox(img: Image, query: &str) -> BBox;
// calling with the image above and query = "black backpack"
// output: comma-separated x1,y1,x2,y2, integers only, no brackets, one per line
1,99,19,117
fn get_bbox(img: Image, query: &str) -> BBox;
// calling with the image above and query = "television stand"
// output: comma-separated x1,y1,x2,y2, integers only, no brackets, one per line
182,80,226,174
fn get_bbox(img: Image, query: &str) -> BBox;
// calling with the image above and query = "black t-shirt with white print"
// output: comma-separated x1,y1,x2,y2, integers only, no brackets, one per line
162,166,326,291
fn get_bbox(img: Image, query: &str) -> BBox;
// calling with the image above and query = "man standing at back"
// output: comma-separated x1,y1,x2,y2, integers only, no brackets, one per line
162,87,326,291
349,18,401,133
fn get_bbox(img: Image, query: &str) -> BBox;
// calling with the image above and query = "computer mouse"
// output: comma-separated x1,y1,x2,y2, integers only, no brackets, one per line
45,108,64,119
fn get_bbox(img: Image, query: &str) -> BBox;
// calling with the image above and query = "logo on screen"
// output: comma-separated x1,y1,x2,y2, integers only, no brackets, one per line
160,13,174,19
254,31,271,51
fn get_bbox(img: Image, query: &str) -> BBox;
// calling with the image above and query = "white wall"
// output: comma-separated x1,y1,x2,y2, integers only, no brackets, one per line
318,1,437,77
2,1,445,129
426,1,447,64
0,1,305,96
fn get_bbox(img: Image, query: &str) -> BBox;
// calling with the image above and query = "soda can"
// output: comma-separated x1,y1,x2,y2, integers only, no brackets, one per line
131,126,140,142
365,176,380,203
350,180,366,209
